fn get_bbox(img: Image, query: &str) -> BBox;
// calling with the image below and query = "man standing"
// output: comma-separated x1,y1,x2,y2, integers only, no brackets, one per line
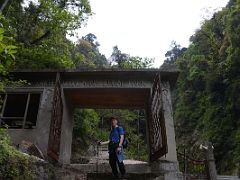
99,117,126,179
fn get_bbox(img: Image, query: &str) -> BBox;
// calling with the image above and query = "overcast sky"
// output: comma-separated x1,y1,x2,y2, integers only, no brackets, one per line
72,0,229,67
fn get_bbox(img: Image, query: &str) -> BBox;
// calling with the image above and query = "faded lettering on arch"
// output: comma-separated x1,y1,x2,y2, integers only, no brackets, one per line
62,79,148,88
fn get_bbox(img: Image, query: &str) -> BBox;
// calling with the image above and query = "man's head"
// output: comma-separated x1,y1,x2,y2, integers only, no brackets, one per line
110,116,118,127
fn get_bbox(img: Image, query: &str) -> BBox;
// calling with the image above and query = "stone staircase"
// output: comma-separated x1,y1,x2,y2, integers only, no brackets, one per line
55,168,163,180
52,162,240,180
56,145,182,179
59,160,182,180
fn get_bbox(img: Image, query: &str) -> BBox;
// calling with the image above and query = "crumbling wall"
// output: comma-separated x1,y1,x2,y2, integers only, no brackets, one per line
7,88,54,158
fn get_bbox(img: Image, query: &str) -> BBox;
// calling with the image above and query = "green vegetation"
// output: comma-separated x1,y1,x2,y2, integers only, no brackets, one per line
0,15,16,91
1,0,92,69
165,0,240,174
0,129,35,179
110,46,154,69
0,11,34,180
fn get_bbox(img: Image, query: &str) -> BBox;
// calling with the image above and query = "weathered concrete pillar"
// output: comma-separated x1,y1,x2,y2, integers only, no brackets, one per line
205,142,217,180
59,89,74,164
160,81,178,162
151,81,182,180
36,88,55,157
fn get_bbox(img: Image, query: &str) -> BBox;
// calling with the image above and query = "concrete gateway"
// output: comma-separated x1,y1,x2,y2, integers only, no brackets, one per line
0,65,182,179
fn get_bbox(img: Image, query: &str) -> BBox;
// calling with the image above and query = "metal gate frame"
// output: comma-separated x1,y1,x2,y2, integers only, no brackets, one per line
47,73,63,161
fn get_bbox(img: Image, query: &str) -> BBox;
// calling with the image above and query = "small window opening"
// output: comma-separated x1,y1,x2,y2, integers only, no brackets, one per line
0,93,41,129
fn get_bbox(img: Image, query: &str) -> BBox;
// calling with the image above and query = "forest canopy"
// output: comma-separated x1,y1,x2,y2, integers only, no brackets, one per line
164,0,240,174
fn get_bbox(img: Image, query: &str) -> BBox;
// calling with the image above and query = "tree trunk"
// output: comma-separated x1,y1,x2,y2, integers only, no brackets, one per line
0,0,10,12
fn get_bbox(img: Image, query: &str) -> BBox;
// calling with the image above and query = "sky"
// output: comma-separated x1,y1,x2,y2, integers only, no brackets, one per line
71,0,229,67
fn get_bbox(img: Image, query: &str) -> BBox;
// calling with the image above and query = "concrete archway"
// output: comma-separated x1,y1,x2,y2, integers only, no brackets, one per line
1,65,182,179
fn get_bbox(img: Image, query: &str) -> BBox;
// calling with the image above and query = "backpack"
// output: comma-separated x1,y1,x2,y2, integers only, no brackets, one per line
117,126,128,149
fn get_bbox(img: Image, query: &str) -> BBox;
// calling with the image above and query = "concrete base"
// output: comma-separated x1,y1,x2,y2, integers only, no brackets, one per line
65,160,183,180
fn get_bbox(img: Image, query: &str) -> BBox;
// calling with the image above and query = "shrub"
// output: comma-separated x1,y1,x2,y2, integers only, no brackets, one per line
0,128,35,179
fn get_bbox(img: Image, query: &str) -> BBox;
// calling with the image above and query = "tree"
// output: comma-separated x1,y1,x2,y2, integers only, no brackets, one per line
0,15,35,180
164,41,187,64
1,0,92,70
0,15,17,91
110,46,129,68
110,46,154,69
174,0,240,174
73,33,109,68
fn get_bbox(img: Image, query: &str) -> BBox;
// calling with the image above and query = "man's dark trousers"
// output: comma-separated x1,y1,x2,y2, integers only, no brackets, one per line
109,152,126,178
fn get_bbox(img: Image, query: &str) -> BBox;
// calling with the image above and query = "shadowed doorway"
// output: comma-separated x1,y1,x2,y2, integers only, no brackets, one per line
71,108,148,164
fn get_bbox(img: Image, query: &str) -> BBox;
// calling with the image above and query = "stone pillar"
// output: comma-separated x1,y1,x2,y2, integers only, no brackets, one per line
204,142,217,180
35,88,54,157
151,81,182,180
59,89,74,164
160,81,178,162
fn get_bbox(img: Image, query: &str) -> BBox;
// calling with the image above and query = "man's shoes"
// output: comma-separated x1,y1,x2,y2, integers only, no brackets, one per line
120,174,127,179
112,174,128,179
112,174,119,179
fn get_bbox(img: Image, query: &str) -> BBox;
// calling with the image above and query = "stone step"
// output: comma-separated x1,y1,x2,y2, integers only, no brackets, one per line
87,173,163,180
217,175,240,180
182,175,240,180
64,162,182,179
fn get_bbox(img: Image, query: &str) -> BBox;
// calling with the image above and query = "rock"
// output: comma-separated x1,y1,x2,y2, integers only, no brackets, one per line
18,140,45,159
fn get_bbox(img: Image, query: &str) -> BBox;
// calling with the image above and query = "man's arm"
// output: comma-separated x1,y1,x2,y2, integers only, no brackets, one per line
119,135,124,147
